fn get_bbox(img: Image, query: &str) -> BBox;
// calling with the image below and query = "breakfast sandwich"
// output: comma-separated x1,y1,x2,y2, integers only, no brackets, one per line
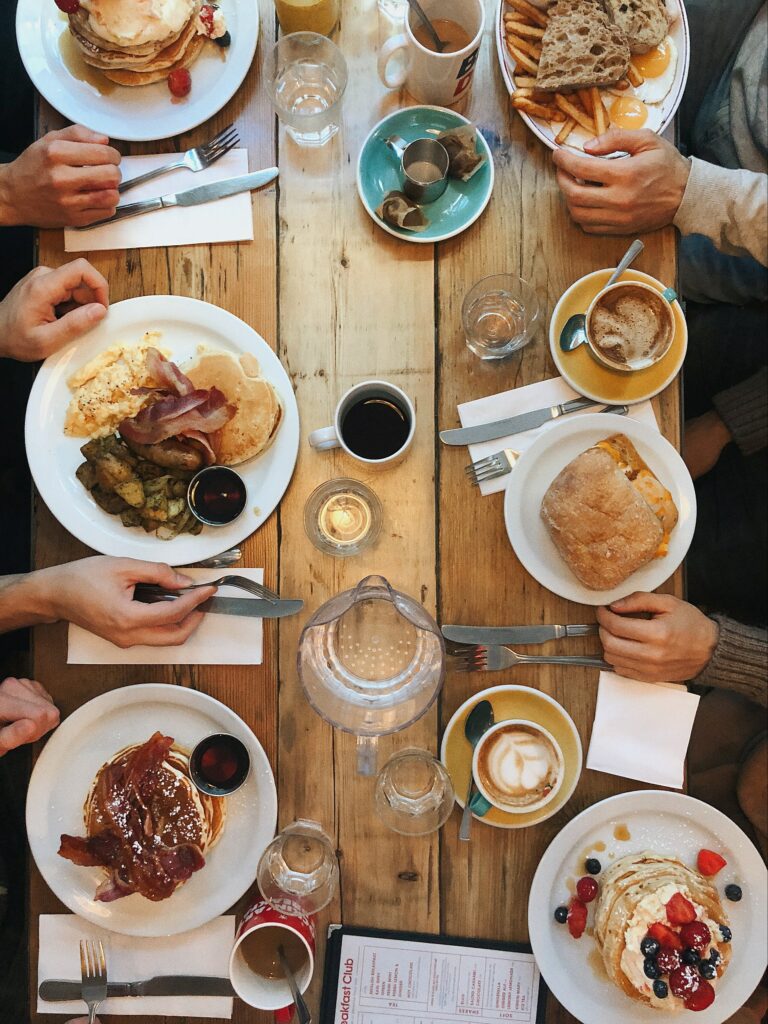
58,732,226,903
540,433,678,590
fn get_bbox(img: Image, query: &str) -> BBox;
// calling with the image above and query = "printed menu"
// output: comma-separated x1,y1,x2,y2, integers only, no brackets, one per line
322,928,544,1024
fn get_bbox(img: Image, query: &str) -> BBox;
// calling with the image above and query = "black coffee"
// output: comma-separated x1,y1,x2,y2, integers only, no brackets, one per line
341,396,410,460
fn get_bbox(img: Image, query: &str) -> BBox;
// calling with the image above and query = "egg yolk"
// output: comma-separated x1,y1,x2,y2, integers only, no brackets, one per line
611,96,649,129
632,38,671,78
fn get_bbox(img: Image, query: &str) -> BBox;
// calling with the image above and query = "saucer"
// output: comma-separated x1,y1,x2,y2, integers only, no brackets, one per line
549,269,687,405
357,105,494,244
440,684,582,829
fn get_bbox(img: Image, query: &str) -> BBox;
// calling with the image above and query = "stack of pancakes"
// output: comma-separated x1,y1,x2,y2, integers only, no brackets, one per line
86,742,226,861
594,852,730,1009
68,0,206,86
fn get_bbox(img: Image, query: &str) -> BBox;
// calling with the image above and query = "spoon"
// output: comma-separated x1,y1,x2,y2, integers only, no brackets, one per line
278,945,312,1024
459,699,495,841
559,238,645,352
406,0,448,52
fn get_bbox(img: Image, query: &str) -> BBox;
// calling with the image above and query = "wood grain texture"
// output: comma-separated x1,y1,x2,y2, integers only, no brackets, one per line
29,0,681,1021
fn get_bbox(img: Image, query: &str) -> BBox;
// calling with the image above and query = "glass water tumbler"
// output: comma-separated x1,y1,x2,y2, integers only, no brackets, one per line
264,32,348,147
462,274,540,360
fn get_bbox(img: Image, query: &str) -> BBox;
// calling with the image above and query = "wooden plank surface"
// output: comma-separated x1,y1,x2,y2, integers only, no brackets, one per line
28,0,680,1021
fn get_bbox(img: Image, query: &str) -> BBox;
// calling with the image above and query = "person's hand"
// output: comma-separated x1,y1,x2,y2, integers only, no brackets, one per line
597,592,719,682
0,125,121,228
0,260,109,361
0,677,60,756
684,410,733,480
552,129,691,235
32,557,217,649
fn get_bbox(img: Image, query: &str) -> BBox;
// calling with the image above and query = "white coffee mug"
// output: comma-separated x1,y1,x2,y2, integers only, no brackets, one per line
377,0,485,106
308,380,415,467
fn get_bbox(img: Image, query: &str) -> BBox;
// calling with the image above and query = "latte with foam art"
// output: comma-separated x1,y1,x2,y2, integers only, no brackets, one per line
587,282,674,371
476,721,563,812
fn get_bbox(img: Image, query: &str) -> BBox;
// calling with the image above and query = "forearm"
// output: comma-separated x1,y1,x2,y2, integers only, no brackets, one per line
673,159,768,264
695,615,768,707
0,570,59,633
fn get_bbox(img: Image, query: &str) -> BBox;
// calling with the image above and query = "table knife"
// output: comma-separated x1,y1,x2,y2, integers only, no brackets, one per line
39,976,235,1001
134,593,303,618
84,167,279,227
439,397,599,446
442,624,599,645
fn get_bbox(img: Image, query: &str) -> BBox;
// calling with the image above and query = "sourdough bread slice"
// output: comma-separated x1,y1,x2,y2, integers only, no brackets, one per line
603,0,669,53
535,0,630,91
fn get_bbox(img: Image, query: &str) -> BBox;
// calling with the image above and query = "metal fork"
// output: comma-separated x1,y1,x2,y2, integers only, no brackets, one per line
118,124,240,194
453,644,611,672
135,574,280,604
79,940,107,1024
465,405,630,486
189,546,242,569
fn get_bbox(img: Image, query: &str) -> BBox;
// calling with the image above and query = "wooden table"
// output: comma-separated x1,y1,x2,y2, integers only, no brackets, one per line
30,1,680,1020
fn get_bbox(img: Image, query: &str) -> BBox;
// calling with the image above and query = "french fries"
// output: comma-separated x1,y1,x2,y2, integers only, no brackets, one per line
555,117,577,144
590,87,609,135
627,63,644,88
505,40,539,74
511,95,567,121
554,93,597,134
505,0,549,28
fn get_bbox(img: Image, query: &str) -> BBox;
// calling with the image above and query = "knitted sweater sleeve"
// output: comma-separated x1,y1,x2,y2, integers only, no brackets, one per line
713,366,768,457
695,615,768,707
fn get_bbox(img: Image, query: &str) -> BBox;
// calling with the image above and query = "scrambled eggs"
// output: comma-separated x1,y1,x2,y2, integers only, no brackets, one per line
64,332,163,438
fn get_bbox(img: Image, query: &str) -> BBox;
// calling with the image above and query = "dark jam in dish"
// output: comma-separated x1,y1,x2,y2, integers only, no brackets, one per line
190,734,250,795
188,466,246,525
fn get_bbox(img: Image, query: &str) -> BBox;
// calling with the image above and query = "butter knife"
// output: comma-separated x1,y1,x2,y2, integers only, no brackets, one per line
40,976,235,1001
442,624,599,645
134,593,303,618
440,397,598,446
84,167,279,228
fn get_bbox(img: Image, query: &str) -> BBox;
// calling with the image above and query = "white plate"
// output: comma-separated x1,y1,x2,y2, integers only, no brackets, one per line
495,0,690,151
16,1,258,142
528,791,768,1024
503,413,696,605
25,295,300,566
26,683,277,937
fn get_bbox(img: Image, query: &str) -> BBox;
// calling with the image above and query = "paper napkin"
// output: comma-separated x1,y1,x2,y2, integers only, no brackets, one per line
68,568,264,665
587,671,701,789
65,148,255,253
37,914,235,1017
457,377,659,495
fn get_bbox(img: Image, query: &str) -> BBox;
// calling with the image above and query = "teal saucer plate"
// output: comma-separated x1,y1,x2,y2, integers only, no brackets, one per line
357,105,494,244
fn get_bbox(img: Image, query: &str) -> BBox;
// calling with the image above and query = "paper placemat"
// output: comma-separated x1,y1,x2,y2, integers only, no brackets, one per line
587,671,700,789
68,568,264,665
65,149,254,252
457,377,659,495
37,914,235,1017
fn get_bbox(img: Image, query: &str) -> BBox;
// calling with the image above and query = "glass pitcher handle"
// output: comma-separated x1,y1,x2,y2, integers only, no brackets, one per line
356,735,379,776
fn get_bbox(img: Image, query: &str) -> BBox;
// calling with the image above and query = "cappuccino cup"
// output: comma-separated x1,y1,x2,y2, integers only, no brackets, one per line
473,719,564,814
586,280,677,373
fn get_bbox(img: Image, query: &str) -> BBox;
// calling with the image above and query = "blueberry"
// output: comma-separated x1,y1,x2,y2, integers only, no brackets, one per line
725,884,742,902
719,925,732,942
709,949,721,964
682,948,701,965
653,980,669,999
641,937,661,957
699,961,717,980
554,905,568,923
585,858,602,875
214,30,231,47
644,958,662,979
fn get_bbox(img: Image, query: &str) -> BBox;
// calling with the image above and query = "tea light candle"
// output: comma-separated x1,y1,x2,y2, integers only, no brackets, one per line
318,492,372,546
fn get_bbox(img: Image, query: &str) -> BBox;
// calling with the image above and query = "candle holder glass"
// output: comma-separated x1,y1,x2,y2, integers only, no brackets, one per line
304,478,382,557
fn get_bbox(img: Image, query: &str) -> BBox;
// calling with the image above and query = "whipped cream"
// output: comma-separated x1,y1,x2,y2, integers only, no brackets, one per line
621,883,724,1010
196,5,228,38
78,0,196,48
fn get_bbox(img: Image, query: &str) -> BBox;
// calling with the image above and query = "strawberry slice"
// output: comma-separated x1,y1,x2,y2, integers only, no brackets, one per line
697,849,727,877
666,892,696,925
680,921,712,952
685,979,715,1011
648,922,683,950
567,899,588,939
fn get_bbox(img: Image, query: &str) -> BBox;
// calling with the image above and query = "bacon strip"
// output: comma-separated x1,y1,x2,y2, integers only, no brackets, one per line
146,347,195,396
118,387,234,445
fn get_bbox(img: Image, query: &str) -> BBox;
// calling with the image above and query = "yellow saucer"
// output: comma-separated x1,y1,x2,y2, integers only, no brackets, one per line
440,685,583,829
549,269,687,405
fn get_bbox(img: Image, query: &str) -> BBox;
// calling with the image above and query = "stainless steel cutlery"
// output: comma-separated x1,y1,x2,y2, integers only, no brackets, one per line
452,644,611,672
442,624,599,645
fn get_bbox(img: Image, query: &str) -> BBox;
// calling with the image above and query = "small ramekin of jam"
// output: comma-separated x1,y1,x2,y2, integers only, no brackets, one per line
188,466,247,527
189,733,251,796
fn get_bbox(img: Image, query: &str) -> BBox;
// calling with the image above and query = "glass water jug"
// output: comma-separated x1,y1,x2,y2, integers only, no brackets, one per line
297,575,445,774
